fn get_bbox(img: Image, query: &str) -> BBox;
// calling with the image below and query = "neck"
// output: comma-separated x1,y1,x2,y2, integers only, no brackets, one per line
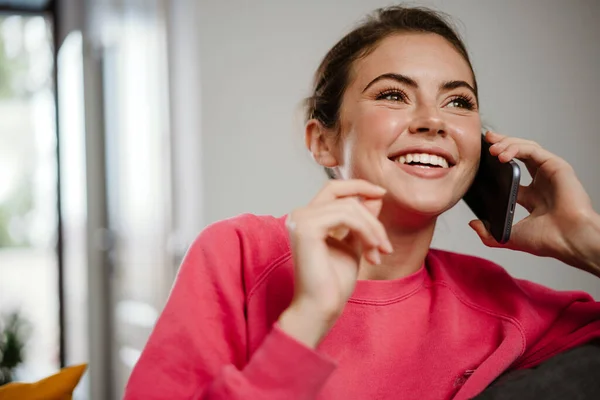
357,206,437,281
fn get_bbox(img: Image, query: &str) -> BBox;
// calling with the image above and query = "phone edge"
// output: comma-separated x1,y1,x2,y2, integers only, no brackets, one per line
498,160,521,243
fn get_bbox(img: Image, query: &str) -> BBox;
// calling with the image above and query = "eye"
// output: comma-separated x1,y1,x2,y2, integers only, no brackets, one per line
446,95,476,110
375,89,408,102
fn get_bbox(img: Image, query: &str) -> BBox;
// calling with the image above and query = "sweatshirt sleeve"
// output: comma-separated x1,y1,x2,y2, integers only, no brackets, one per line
513,279,600,369
123,220,336,400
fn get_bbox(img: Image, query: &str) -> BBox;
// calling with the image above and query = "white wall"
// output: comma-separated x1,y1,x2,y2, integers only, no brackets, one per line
191,0,600,297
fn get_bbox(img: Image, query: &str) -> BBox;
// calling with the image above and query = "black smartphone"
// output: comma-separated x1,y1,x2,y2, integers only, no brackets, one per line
463,134,521,244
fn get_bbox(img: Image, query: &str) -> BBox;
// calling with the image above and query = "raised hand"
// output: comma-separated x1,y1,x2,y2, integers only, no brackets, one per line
469,131,600,276
278,180,393,348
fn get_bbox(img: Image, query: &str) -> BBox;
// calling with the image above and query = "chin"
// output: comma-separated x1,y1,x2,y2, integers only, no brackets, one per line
405,199,453,217
378,167,468,219
386,189,458,220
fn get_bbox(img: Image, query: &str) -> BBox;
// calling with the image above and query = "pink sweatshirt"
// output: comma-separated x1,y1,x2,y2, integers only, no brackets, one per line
124,214,600,399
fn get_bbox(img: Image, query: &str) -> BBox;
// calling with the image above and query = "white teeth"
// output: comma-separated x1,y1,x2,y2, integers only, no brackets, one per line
394,152,450,168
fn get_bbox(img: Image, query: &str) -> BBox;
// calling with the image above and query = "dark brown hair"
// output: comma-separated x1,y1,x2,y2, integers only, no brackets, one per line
304,6,477,179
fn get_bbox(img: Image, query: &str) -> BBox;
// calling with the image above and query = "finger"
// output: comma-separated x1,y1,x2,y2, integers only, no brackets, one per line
484,130,506,144
516,185,536,213
469,218,540,253
505,144,544,178
497,144,539,177
488,136,519,158
496,144,520,163
290,206,381,262
336,198,392,253
512,143,559,174
291,199,391,256
502,218,544,256
492,139,559,177
489,141,535,177
362,198,384,218
329,197,384,244
311,179,386,205
468,220,504,249
487,131,538,148
325,235,362,263
323,198,391,254
329,214,383,265
325,235,383,265
488,135,535,153
364,248,382,265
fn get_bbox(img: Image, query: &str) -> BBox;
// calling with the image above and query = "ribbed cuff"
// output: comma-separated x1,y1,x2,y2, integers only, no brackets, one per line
243,324,337,399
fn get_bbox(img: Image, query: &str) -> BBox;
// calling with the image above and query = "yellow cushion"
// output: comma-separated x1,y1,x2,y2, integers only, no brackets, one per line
0,364,87,400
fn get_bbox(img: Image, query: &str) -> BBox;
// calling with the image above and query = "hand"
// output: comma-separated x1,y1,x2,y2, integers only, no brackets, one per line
469,131,600,274
278,180,393,348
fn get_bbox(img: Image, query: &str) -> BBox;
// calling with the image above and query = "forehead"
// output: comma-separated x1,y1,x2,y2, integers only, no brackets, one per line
351,32,475,90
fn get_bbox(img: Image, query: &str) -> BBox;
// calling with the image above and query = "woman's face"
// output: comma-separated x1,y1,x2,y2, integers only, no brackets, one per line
333,33,481,218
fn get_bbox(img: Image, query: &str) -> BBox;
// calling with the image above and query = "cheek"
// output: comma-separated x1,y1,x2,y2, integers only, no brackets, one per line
450,122,481,189
353,106,408,146
451,118,481,164
457,137,481,193
463,140,481,170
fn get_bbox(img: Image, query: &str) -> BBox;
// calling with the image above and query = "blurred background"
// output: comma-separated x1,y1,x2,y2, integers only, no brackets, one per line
0,0,598,399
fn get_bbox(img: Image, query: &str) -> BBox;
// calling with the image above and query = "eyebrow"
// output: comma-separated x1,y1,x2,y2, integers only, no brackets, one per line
362,73,418,92
362,73,477,98
440,80,477,98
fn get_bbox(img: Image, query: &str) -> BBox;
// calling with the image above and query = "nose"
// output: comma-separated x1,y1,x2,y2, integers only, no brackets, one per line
408,107,446,136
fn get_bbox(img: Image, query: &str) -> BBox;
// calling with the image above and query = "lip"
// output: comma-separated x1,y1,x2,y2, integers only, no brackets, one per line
388,145,457,166
394,162,452,179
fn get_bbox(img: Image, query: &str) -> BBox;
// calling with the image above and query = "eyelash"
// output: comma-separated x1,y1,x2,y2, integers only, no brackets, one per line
375,88,408,102
446,95,476,110
374,88,477,111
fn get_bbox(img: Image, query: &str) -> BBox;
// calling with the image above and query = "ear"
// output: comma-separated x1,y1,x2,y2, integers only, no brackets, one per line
305,119,340,168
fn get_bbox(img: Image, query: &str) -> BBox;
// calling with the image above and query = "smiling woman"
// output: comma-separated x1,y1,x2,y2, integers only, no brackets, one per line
124,5,600,400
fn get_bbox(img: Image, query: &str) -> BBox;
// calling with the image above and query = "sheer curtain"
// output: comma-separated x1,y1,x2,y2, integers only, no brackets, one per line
84,0,174,398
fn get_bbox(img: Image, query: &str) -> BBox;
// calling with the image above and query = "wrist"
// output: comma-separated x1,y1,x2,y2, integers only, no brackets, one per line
564,210,600,277
278,301,337,349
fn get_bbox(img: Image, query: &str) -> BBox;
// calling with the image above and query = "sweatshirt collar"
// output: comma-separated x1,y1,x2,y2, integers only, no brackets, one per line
349,263,429,304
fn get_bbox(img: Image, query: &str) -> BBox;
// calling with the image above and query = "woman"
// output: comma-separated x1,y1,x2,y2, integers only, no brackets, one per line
125,6,600,399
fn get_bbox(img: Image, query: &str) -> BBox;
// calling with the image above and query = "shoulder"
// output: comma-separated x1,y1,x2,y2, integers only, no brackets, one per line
427,248,513,290
185,213,292,289
426,249,593,317
197,213,290,255
195,213,288,247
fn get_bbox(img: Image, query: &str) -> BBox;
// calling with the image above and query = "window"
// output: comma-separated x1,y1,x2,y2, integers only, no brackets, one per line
0,14,59,382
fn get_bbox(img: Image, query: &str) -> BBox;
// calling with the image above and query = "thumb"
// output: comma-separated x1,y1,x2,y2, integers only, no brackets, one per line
468,220,503,248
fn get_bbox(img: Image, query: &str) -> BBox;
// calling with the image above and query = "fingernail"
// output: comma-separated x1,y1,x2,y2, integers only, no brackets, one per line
380,240,393,254
370,249,381,265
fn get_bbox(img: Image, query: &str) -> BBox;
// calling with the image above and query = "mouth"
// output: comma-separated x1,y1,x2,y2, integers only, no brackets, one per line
388,146,457,169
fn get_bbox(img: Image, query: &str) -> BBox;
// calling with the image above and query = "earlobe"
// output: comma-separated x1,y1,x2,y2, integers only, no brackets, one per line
305,119,339,168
